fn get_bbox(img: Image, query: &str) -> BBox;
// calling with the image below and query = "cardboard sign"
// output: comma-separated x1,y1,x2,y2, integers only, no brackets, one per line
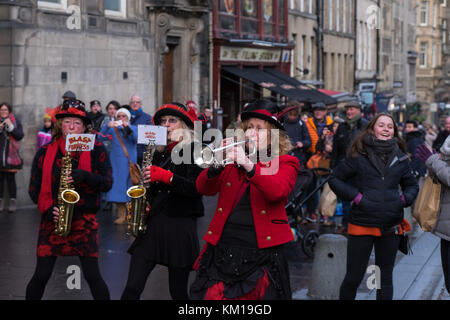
137,125,167,146
66,134,96,152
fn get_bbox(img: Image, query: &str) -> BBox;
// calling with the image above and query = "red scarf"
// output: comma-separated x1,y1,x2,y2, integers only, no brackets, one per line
37,137,91,214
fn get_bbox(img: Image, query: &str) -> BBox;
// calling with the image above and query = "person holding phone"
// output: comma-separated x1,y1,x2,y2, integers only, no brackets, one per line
99,108,138,224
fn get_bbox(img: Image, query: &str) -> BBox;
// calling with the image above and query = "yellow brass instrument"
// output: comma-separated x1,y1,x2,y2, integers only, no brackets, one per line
126,141,155,237
194,138,257,168
55,152,80,237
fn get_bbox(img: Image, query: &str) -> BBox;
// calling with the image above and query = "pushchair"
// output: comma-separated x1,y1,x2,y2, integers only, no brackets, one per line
285,167,332,258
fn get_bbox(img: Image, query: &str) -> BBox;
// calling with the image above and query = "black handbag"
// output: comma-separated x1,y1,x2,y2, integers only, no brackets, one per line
398,235,412,255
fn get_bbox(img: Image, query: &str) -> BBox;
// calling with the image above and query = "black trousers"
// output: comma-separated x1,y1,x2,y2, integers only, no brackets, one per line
0,171,16,198
121,254,190,300
441,239,450,294
340,234,400,300
25,256,110,300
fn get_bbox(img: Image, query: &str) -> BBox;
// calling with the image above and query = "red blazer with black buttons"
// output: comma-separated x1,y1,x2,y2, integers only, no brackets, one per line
196,155,300,249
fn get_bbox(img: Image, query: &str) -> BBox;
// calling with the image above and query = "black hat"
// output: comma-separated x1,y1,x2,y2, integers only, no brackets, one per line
55,99,92,126
153,103,198,129
240,99,285,131
90,100,102,108
312,102,327,110
62,91,76,100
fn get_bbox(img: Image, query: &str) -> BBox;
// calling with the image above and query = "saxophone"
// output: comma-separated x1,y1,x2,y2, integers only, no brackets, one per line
55,152,80,237
126,141,155,237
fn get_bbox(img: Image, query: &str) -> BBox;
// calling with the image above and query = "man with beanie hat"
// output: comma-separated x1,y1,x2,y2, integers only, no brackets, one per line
87,100,105,132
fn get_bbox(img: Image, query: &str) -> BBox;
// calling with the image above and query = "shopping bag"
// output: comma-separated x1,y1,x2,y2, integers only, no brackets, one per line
318,182,337,217
413,175,441,232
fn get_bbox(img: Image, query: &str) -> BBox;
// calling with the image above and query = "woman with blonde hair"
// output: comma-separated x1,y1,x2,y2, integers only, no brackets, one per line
121,102,204,300
190,99,300,300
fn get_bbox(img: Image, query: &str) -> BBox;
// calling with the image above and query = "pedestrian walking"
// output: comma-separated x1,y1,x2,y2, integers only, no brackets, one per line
99,108,138,225
282,103,311,167
121,103,204,300
329,113,419,300
0,102,24,213
26,99,112,300
416,136,450,296
189,99,299,300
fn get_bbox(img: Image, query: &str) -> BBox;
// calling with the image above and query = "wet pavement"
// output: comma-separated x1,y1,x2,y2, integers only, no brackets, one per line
0,196,316,300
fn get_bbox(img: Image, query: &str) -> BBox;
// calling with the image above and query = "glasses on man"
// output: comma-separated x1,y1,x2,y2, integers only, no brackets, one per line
160,117,179,125
130,101,141,104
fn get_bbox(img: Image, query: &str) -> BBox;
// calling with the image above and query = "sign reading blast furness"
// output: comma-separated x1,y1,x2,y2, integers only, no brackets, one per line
66,134,96,152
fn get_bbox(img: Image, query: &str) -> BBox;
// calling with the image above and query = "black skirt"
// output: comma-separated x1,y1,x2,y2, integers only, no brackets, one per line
127,212,200,269
189,244,292,300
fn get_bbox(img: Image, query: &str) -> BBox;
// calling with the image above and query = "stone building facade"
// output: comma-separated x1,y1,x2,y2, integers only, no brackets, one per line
0,0,211,207
415,0,449,123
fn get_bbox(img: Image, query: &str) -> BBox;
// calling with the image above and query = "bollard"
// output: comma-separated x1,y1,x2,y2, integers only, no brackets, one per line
307,234,347,300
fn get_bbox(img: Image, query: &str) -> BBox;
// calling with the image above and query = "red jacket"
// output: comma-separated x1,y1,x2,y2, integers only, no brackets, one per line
196,155,300,249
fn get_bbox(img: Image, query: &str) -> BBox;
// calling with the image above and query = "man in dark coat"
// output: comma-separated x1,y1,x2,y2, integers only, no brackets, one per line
129,95,152,164
330,100,368,233
404,120,426,178
87,100,105,132
433,116,450,152
331,100,368,168
283,105,311,167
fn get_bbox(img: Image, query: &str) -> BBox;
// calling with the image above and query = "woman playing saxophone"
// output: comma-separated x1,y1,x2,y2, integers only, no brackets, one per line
121,102,204,300
26,99,113,300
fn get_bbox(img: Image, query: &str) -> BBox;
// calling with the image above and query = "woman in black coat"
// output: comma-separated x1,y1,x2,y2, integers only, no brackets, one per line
121,103,204,300
329,113,419,300
0,102,24,212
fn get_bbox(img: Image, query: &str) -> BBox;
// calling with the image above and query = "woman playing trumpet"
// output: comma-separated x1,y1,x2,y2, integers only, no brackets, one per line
121,103,204,300
190,99,300,300
26,99,113,300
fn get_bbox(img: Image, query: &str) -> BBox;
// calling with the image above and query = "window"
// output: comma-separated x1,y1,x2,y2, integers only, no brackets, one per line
241,0,259,38
420,1,428,26
279,0,286,39
420,41,428,67
433,3,438,28
299,0,304,11
38,0,67,11
105,0,126,18
216,0,287,42
336,0,340,32
329,0,333,30
432,43,437,67
263,0,274,39
218,0,238,34
343,0,346,33
308,0,313,14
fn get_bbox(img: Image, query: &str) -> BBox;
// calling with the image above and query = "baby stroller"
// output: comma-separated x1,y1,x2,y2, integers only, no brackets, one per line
285,167,332,258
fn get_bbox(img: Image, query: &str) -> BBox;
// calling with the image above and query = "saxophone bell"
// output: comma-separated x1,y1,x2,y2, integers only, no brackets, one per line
126,185,147,237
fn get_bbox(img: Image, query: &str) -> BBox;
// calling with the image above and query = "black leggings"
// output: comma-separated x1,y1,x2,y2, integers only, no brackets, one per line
25,256,110,300
340,235,400,300
121,254,190,300
0,172,16,198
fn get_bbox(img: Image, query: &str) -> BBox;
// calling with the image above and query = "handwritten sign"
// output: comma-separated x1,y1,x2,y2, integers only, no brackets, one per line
138,125,167,146
66,134,96,152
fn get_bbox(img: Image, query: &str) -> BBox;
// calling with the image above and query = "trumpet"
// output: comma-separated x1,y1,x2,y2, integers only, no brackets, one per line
194,138,256,168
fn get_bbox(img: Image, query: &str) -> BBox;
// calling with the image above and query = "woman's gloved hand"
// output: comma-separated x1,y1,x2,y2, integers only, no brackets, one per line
144,165,173,185
416,144,435,163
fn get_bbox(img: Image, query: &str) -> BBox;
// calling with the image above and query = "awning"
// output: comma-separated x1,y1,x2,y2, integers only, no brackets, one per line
264,67,337,105
222,66,337,105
